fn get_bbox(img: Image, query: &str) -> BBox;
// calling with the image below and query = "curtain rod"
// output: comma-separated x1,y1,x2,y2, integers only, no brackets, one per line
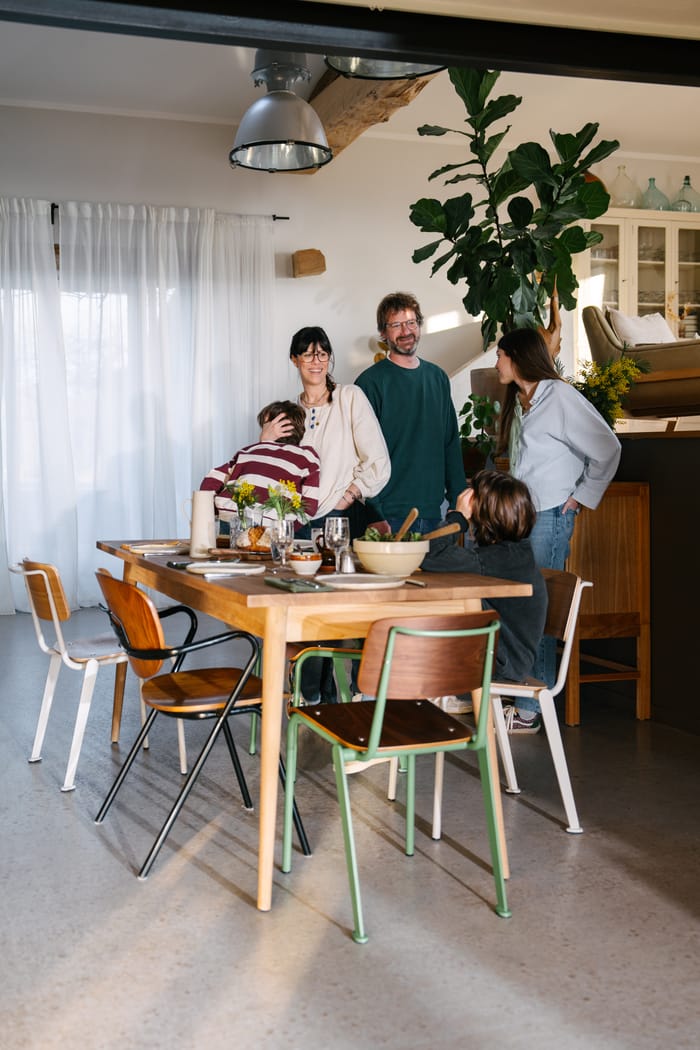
50,204,289,224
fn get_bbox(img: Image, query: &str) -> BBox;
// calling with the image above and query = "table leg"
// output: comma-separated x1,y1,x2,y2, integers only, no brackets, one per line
257,605,288,911
471,688,510,880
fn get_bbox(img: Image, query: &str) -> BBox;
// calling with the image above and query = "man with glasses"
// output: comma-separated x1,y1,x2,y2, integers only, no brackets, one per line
356,291,464,534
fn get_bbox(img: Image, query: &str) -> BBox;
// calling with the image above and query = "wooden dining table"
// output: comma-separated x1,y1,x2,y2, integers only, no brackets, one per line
97,540,532,910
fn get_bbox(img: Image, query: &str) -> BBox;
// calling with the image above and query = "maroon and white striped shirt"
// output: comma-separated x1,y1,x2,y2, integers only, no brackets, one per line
200,441,320,522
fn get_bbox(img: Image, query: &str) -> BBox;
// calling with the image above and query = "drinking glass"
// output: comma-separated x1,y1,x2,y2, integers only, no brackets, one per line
324,516,350,574
270,519,295,570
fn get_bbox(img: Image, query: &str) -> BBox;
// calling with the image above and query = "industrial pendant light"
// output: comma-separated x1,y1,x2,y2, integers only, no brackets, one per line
324,56,445,80
230,51,332,173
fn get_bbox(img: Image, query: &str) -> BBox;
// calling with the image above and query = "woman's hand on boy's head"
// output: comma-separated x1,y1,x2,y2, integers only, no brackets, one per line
260,412,294,443
455,488,474,519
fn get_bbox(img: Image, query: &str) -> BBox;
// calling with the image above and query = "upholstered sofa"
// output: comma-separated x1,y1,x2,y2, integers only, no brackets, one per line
581,306,700,417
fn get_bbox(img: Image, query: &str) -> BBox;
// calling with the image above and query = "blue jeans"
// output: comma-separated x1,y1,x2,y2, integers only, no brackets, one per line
525,504,579,703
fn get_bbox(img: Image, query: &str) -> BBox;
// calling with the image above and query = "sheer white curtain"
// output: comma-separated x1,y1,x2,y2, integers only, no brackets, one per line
0,198,74,614
1,198,275,610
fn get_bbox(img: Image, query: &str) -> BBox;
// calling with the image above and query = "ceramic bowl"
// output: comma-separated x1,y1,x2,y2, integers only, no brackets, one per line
352,538,429,576
289,552,322,576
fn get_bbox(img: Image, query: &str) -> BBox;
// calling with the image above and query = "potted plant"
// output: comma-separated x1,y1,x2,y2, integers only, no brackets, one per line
458,392,501,475
569,356,647,428
409,68,620,349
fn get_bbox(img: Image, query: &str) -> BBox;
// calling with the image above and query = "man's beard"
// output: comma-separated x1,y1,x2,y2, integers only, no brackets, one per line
387,333,419,357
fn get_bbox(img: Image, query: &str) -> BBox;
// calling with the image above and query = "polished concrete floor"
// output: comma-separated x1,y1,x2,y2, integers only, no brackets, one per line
1,607,698,1050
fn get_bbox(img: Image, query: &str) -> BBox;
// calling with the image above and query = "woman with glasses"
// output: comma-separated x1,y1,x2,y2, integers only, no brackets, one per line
260,325,390,704
260,326,390,540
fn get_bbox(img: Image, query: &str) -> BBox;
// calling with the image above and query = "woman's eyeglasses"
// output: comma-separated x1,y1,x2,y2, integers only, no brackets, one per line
385,319,419,332
298,349,330,362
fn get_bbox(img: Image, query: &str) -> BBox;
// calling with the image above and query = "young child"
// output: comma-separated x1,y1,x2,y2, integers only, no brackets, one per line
200,400,320,529
421,470,548,731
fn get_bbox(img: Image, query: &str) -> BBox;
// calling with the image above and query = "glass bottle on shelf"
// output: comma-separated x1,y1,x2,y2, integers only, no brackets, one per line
671,176,700,213
641,177,670,211
609,165,642,208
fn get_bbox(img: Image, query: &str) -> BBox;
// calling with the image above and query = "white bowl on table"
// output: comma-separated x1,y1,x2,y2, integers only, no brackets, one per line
352,538,429,577
289,551,322,577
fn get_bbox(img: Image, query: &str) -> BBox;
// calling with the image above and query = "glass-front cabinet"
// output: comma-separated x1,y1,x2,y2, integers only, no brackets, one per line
577,209,700,357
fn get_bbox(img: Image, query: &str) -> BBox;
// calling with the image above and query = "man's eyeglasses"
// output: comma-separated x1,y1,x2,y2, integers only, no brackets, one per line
298,349,330,362
385,319,419,332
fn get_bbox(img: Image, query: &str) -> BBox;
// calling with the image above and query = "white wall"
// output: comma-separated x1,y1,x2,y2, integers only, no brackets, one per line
0,104,483,398
1,99,698,418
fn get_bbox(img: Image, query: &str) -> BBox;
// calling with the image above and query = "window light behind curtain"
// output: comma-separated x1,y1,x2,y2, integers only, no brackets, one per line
1,198,275,611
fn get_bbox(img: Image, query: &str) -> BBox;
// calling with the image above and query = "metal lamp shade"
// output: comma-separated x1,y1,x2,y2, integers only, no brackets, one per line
325,56,445,80
229,91,332,172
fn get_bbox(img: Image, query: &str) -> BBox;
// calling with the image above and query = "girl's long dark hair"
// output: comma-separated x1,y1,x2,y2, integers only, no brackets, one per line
289,326,337,402
496,328,561,454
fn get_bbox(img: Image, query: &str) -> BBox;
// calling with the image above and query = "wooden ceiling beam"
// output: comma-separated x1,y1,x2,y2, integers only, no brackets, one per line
309,69,438,158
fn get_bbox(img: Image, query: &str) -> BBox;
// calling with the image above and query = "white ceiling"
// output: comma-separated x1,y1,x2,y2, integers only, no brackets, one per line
0,20,698,160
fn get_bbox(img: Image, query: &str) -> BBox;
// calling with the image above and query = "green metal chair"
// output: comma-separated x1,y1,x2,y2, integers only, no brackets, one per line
282,610,508,944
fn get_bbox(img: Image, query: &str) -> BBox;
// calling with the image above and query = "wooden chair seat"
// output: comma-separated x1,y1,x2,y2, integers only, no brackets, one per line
143,668,263,714
295,698,473,753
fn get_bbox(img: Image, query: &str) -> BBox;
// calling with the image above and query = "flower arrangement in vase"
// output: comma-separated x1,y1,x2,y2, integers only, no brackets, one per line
263,480,310,524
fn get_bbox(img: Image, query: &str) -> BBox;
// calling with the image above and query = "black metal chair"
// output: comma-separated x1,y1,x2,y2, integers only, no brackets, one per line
94,568,309,879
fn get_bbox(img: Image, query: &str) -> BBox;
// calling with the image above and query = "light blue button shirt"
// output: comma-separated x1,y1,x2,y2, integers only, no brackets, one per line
510,379,621,511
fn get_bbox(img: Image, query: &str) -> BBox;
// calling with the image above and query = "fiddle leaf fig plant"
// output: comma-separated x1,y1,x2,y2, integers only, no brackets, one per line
410,68,620,348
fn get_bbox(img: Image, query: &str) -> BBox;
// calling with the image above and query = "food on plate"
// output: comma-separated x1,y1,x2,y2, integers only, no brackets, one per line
236,525,272,551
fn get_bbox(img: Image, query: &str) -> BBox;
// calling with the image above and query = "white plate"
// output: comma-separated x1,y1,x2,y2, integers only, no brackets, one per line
185,561,266,576
125,542,189,555
321,573,407,590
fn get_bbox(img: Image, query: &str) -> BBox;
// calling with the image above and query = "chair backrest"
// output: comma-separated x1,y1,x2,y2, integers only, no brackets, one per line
541,568,593,698
357,610,500,755
10,559,72,657
18,558,71,621
96,569,167,679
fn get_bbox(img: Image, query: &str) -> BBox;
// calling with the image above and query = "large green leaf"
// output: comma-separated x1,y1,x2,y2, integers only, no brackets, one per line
443,194,476,238
509,142,558,187
550,123,599,164
507,196,534,230
558,225,591,254
412,239,443,263
578,138,620,171
470,94,522,133
409,198,448,233
490,167,531,206
428,160,476,182
576,180,611,219
417,124,451,137
481,128,510,164
449,67,501,114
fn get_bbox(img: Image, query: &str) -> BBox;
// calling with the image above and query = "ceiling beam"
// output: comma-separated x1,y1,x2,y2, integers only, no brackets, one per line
0,1,698,87
309,70,438,158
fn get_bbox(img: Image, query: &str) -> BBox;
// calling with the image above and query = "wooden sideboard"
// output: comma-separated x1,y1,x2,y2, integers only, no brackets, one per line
565,481,651,726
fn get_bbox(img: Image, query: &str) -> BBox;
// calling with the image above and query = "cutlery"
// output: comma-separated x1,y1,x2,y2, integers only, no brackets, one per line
394,507,419,541
420,522,461,542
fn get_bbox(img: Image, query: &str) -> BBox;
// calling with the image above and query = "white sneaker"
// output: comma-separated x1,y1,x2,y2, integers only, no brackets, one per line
427,695,473,715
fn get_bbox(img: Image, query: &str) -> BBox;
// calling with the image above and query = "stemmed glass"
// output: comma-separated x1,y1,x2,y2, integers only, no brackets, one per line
324,516,350,574
270,519,295,571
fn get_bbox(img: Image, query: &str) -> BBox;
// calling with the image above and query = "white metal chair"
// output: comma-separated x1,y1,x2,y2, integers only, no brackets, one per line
10,559,128,792
432,569,592,837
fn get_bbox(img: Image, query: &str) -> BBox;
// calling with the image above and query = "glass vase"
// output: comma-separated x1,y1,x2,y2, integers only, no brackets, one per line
671,175,700,213
641,177,670,211
609,165,642,209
